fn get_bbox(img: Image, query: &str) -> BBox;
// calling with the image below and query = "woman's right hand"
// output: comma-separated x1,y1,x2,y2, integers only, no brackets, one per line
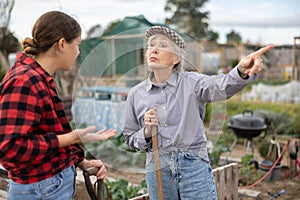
58,126,117,147
73,126,117,143
143,108,158,138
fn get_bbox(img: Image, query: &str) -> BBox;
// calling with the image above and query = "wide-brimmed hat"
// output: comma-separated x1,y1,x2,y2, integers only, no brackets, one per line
145,26,186,51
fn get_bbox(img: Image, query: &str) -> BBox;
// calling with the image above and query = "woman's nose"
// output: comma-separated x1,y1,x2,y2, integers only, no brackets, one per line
149,47,158,54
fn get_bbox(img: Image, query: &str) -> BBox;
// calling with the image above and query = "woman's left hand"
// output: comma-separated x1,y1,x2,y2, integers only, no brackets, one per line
78,159,107,179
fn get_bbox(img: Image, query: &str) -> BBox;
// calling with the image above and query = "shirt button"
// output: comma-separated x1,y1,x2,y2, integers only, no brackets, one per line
164,123,168,127
162,106,166,109
167,140,170,143
161,90,164,93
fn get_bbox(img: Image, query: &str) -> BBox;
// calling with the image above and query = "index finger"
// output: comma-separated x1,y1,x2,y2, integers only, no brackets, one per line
252,44,274,57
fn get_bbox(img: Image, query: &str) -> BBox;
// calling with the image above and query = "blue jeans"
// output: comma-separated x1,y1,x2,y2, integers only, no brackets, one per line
8,165,76,200
146,150,217,200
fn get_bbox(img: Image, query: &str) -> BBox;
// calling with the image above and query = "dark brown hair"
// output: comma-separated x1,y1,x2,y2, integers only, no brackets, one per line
22,11,81,55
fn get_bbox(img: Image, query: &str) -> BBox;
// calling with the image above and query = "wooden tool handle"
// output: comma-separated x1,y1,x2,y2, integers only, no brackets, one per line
151,125,164,200
83,167,104,200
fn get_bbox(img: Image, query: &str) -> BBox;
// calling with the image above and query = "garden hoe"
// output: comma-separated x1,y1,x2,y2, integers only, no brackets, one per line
83,167,105,200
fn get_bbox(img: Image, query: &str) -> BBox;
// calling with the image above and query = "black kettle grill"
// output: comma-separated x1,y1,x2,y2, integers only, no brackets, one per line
227,109,267,140
225,109,267,162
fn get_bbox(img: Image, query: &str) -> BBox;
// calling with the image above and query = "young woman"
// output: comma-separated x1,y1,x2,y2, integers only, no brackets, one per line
0,11,116,200
123,25,273,199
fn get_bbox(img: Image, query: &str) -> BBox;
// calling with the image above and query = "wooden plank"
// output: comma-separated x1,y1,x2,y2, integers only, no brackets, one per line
129,194,149,200
238,188,261,198
218,167,225,200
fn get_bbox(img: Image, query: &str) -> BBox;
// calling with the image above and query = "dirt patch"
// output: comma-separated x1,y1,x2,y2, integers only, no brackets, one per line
239,177,300,200
222,142,300,200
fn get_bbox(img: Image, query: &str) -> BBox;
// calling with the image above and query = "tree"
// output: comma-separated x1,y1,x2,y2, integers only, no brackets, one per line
164,0,218,42
86,24,103,38
226,29,242,44
0,0,20,70
102,19,121,35
206,29,219,43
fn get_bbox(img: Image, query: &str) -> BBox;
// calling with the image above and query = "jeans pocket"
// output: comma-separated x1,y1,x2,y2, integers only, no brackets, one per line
39,174,63,197
8,181,35,195
183,151,198,160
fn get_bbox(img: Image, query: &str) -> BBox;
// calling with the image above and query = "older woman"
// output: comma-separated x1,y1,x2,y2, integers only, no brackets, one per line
123,25,273,199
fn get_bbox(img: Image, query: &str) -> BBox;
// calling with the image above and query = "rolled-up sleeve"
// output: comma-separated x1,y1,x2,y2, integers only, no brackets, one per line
189,66,256,102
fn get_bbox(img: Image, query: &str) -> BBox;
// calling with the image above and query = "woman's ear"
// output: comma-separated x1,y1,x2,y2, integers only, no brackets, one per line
172,55,181,66
56,38,66,53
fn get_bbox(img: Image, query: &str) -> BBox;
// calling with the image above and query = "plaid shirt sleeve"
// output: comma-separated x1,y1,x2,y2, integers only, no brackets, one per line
0,75,60,163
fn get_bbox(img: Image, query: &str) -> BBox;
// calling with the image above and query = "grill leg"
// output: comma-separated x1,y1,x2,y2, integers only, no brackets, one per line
224,137,238,164
245,139,254,155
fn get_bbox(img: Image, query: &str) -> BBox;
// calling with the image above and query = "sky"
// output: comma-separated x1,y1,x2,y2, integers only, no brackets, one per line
7,0,300,45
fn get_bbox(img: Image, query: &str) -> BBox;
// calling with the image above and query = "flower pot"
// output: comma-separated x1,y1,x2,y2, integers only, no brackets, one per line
259,160,282,182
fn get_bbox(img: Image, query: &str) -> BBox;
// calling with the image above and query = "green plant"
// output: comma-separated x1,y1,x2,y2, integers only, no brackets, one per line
292,114,300,137
275,121,294,135
258,140,271,159
105,178,147,200
209,144,229,168
238,154,262,186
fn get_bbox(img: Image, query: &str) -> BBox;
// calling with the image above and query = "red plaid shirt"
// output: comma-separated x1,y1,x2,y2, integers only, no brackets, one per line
0,53,84,184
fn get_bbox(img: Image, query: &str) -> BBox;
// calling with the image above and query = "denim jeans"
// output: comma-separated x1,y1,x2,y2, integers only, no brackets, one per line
146,150,217,200
7,165,76,200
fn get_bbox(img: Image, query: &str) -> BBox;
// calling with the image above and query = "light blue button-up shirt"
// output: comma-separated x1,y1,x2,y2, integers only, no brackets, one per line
122,67,255,165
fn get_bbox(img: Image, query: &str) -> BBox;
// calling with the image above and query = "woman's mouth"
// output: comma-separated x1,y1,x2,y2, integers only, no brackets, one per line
150,57,158,62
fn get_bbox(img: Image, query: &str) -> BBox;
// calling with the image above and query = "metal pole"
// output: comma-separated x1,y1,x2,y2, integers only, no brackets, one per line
151,125,164,200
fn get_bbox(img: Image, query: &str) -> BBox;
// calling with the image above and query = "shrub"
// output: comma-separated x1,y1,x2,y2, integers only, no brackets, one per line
105,178,147,200
239,154,262,186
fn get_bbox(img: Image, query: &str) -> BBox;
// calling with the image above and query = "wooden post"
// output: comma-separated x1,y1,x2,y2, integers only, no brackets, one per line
292,37,300,80
288,139,299,178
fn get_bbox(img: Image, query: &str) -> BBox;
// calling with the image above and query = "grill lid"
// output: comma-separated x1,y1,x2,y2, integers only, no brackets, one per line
228,109,266,130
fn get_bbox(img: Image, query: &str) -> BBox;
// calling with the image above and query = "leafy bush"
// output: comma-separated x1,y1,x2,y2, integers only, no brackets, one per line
258,140,271,159
209,143,229,168
105,178,147,200
238,154,262,186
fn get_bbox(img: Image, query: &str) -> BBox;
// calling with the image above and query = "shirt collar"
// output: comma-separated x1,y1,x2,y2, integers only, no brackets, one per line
16,52,54,84
146,71,178,91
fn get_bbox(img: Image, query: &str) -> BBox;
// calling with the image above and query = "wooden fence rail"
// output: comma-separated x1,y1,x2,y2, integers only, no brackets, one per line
213,163,239,200
130,163,239,200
